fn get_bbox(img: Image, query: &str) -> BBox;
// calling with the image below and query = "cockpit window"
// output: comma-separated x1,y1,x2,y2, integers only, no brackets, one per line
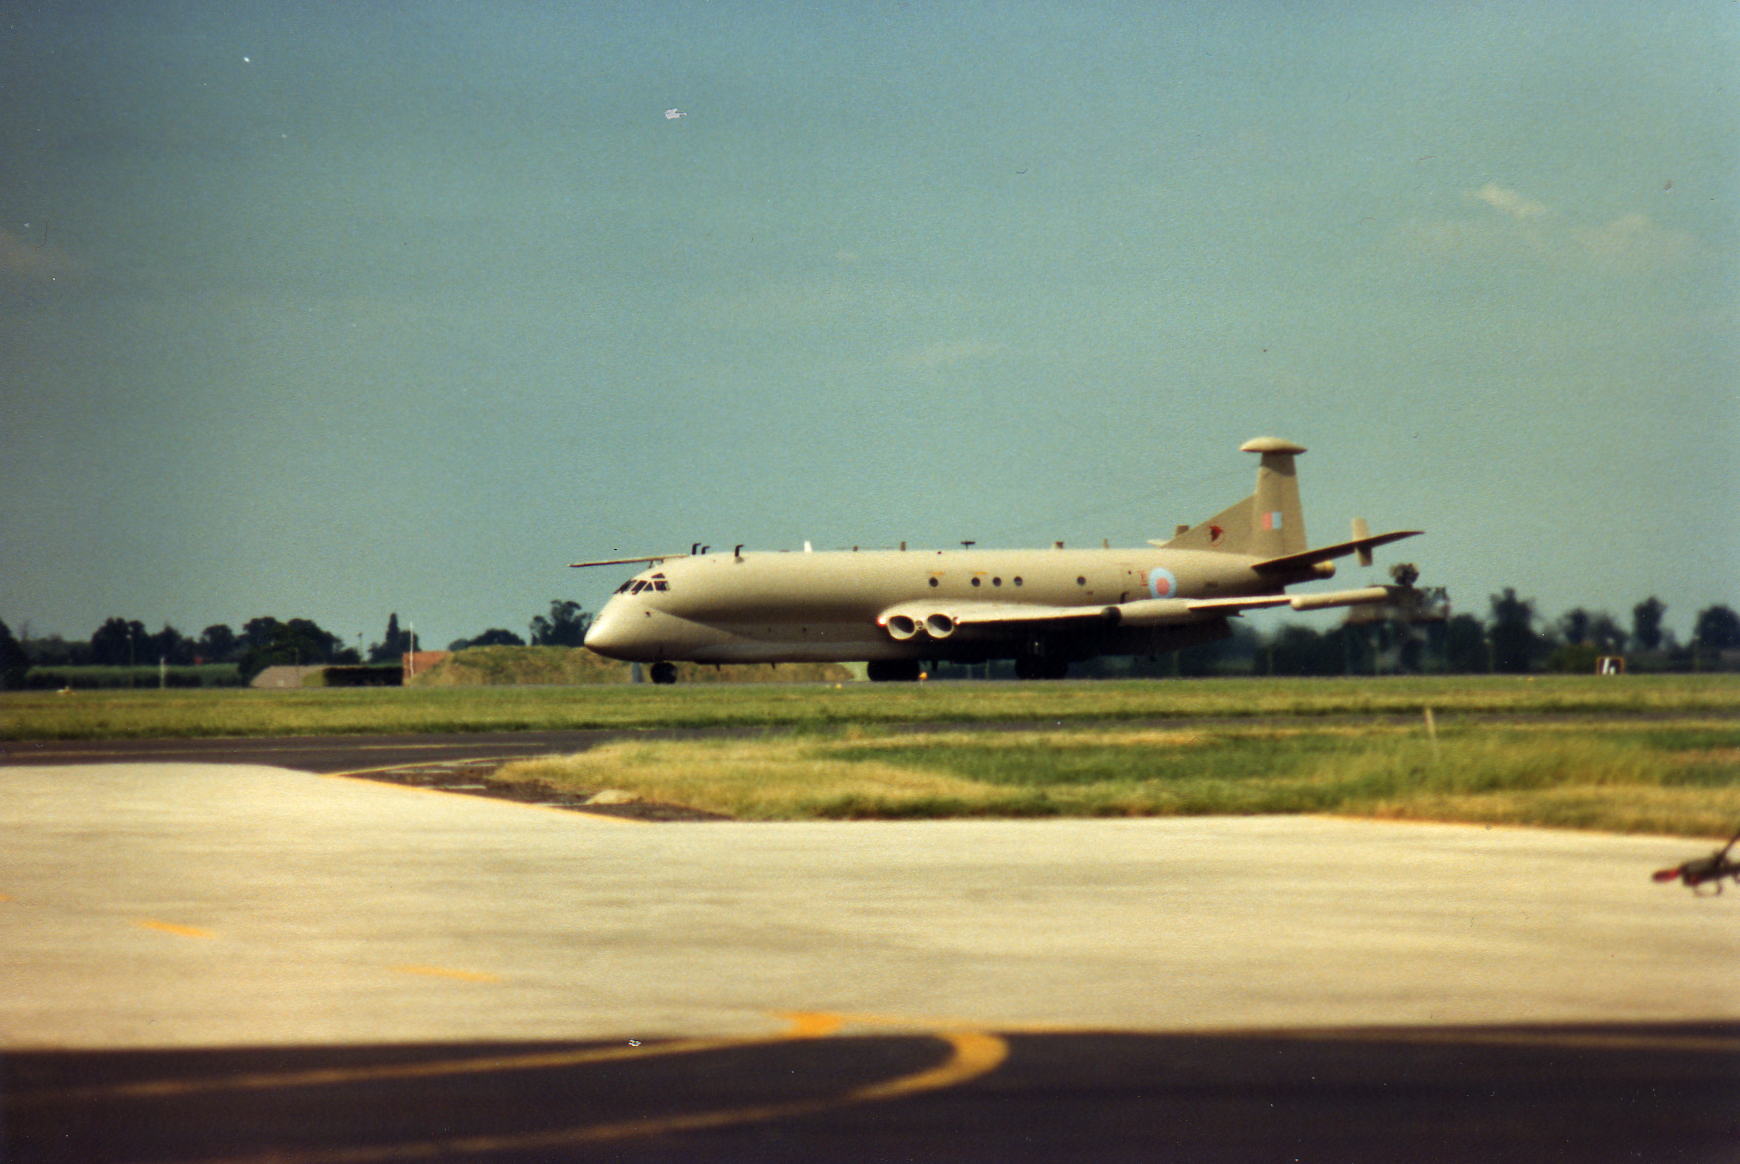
618,572,670,596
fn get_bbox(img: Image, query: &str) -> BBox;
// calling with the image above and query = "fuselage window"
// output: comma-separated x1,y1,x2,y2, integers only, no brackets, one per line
971,577,982,588
1014,577,1023,587
992,577,1002,587
1076,576,1087,586
928,577,940,588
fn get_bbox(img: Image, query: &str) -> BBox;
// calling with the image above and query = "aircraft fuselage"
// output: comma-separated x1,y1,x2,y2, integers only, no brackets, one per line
582,546,1316,665
575,438,1420,679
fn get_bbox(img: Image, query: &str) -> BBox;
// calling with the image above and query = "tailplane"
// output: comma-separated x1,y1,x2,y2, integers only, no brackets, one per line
1157,438,1308,557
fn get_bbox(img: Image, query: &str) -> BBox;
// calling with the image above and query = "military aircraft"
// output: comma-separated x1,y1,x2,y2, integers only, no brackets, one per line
575,437,1421,683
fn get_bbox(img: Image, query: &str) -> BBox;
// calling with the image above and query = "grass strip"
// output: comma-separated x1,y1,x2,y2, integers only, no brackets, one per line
493,719,1740,837
4,675,1739,741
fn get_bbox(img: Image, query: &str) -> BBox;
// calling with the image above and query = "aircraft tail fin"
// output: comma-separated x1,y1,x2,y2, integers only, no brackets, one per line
1157,438,1307,557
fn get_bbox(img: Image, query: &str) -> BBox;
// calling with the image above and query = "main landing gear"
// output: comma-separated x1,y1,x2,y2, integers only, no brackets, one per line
649,661,678,685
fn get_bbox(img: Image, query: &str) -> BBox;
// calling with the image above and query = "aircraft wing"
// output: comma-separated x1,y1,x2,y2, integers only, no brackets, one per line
1113,586,1393,625
879,600,1116,629
880,587,1394,640
877,599,1116,641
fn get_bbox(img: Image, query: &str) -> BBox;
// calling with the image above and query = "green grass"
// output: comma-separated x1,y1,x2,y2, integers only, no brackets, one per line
6,674,1734,836
4,673,1738,740
22,664,242,690
495,718,1740,837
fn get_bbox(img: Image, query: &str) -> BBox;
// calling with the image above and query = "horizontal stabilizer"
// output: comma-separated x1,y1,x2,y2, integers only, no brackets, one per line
568,554,688,569
1252,530,1422,575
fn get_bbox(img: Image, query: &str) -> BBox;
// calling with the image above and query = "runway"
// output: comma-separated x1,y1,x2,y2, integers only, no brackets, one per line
2,760,1736,1160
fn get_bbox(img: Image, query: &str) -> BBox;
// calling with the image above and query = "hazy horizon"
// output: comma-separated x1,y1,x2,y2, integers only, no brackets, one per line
3,2,1735,649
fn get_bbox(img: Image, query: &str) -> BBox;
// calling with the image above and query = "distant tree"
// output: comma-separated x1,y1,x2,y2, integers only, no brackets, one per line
0,620,29,689
1585,612,1625,654
1323,622,1377,675
150,624,195,666
530,600,591,647
1631,597,1667,652
450,628,527,650
89,617,147,666
368,613,418,662
369,613,399,663
1444,613,1488,673
1267,624,1337,675
23,634,84,666
1172,620,1258,677
197,624,239,664
1488,588,1542,673
237,617,353,681
1693,605,1740,652
240,616,281,653
1559,608,1591,647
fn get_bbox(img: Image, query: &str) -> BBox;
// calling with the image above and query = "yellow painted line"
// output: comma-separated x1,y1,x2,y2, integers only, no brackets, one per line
19,1036,771,1104
507,1029,1009,1152
779,1010,848,1037
188,1019,1011,1163
133,919,216,940
389,964,502,984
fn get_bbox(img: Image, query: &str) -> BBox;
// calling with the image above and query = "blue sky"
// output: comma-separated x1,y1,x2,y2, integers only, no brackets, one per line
2,1,1735,650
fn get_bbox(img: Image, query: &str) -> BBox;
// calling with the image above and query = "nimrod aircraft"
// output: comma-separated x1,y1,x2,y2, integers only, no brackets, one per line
575,438,1421,683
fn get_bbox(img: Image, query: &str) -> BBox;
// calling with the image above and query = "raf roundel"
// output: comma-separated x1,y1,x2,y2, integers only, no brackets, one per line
1146,566,1178,599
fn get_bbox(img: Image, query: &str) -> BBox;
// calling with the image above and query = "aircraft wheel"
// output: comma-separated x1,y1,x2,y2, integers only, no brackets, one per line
866,660,921,682
649,661,678,685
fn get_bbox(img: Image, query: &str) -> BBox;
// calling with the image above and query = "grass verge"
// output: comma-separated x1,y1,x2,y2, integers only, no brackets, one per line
493,719,1740,837
4,674,1739,740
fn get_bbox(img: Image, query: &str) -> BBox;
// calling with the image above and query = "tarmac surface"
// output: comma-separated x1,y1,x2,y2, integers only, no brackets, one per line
2,756,1737,1161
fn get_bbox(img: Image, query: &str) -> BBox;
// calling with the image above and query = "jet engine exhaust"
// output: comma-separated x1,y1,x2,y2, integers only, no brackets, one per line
924,613,958,639
885,614,920,641
881,612,960,641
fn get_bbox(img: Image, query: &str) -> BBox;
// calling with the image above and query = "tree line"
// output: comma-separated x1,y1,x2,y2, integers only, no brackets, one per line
0,600,595,688
1068,590,1739,679
1,592,1734,690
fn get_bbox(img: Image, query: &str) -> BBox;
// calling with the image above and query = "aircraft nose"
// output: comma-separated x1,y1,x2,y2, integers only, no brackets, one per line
583,602,641,660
